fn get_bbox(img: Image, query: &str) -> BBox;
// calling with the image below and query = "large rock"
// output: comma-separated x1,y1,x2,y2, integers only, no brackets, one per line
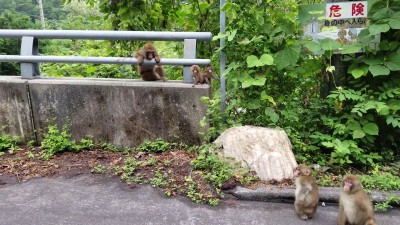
214,126,297,181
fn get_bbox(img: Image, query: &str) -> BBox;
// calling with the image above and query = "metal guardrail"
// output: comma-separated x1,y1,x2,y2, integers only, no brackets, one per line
0,29,212,82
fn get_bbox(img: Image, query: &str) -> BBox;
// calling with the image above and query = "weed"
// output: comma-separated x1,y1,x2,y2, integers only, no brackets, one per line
73,137,94,151
237,174,259,186
27,140,36,149
359,172,400,191
92,165,106,174
150,170,171,187
122,157,139,175
163,160,171,166
119,157,139,183
143,156,157,166
0,133,19,152
185,177,205,204
100,142,118,152
134,173,145,184
192,145,234,190
374,195,400,211
316,173,341,187
208,198,220,206
40,125,93,160
27,151,35,159
137,139,172,153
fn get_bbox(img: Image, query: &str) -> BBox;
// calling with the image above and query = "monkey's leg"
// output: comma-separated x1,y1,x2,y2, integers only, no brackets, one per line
295,203,309,220
141,70,159,81
205,77,211,85
154,65,167,82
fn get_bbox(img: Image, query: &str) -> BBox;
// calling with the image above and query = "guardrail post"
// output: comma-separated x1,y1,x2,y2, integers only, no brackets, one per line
20,36,40,79
183,39,196,83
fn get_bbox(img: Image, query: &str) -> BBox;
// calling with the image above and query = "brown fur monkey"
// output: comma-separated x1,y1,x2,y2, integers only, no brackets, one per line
202,65,215,85
338,174,376,225
191,64,203,87
134,43,167,81
294,164,319,220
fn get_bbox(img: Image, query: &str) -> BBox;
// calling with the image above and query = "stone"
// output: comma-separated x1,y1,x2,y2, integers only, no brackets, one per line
214,125,298,181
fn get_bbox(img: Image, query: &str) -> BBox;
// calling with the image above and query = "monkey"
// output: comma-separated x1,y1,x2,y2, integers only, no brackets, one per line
202,65,216,85
338,174,376,225
134,43,167,82
293,164,319,220
191,64,204,87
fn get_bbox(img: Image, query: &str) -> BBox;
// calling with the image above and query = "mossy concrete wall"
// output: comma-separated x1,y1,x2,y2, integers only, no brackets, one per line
0,76,209,147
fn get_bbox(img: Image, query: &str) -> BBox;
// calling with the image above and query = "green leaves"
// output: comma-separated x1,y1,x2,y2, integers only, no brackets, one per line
348,121,379,139
241,75,266,88
369,65,390,76
274,45,300,70
385,52,400,71
246,54,274,68
369,23,391,35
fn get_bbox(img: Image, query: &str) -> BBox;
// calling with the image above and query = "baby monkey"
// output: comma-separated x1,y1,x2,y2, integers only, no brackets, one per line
293,164,319,220
134,43,167,81
191,65,215,87
338,174,376,225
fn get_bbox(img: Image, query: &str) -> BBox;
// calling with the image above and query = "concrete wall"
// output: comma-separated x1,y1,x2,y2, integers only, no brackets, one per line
0,76,210,147
0,77,34,140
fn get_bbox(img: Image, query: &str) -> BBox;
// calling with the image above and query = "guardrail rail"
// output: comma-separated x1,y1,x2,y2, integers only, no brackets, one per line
0,29,212,82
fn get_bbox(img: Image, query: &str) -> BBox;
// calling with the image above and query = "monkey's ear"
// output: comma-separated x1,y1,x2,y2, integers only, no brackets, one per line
305,169,311,176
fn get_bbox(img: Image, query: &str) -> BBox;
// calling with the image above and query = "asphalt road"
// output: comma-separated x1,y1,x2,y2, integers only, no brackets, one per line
0,174,399,225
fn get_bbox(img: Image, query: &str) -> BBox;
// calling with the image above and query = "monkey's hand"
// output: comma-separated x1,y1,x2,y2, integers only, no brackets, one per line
155,59,161,64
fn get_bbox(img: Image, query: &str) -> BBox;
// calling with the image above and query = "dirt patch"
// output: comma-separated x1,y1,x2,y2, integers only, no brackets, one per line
0,147,292,204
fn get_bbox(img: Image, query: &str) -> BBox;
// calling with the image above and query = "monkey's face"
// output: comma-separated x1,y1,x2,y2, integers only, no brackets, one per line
206,66,213,73
293,165,310,177
146,51,155,60
343,179,353,192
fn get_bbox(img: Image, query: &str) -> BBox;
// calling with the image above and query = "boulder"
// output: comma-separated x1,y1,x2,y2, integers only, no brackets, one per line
214,125,297,181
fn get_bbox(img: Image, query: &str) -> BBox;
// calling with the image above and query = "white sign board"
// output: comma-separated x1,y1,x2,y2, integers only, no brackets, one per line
326,1,368,19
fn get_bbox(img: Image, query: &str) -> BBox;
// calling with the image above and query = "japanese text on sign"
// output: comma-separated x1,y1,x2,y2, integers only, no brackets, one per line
326,1,368,19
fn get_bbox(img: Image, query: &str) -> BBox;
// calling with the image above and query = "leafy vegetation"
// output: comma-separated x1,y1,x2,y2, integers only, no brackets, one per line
0,132,19,156
40,125,93,160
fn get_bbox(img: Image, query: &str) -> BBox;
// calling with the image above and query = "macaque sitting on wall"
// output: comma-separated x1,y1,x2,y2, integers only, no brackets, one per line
202,65,215,85
134,43,167,81
337,174,376,225
191,65,215,86
293,164,319,220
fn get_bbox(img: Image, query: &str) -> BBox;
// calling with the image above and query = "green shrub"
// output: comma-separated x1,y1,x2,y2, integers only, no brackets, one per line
40,125,93,160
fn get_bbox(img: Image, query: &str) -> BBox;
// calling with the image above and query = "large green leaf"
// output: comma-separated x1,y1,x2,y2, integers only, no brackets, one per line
348,121,361,131
246,55,259,68
353,130,366,139
369,65,390,76
386,19,400,29
369,23,390,35
342,44,363,54
253,77,267,86
228,29,237,41
362,123,379,135
385,52,400,71
364,58,383,65
261,91,277,106
247,99,261,109
320,38,341,51
351,68,365,79
242,76,254,88
274,45,300,70
260,54,274,66
305,41,322,53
